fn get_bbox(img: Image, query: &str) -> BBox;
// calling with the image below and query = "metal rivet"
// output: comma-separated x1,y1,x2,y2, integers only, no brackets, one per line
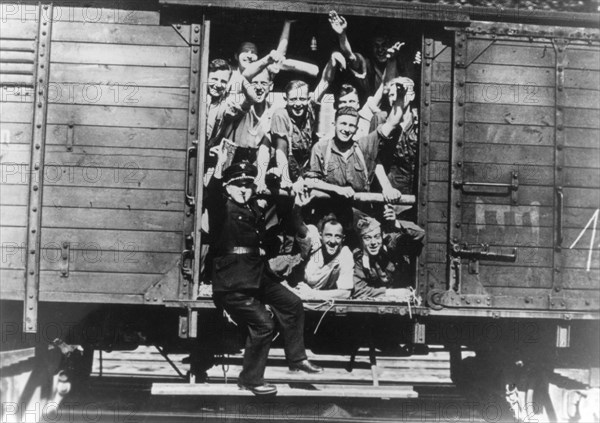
30,250,36,254
457,141,463,147
456,202,461,207
194,26,200,33
31,229,36,233
33,186,38,191
192,68,198,74
457,161,462,167
32,207,37,212
190,129,195,135
35,144,40,149
34,164,39,170
37,103,42,108
30,271,34,275
455,223,461,228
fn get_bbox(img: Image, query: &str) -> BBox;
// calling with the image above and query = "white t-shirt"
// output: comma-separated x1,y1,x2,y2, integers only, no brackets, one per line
304,225,354,290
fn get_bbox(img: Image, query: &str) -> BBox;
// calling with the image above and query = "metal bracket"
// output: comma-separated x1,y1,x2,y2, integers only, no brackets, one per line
418,35,434,301
60,242,70,278
335,306,347,316
453,171,519,204
24,3,53,333
552,37,569,295
451,243,518,262
144,260,182,304
412,322,426,344
66,122,74,151
178,308,198,338
171,23,191,45
556,324,571,348
170,24,202,46
451,243,517,276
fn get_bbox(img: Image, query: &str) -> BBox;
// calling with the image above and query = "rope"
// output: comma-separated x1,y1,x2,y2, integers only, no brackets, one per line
304,299,336,335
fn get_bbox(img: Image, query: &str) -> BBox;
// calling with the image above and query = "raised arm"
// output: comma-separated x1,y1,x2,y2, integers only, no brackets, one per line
313,51,346,103
242,50,283,80
328,11,358,67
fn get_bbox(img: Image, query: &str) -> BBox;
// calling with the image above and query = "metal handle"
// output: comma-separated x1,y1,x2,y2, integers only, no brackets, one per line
557,189,564,246
454,171,519,203
185,145,197,206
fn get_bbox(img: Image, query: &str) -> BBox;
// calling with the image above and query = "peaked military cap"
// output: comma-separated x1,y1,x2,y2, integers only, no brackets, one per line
223,161,257,185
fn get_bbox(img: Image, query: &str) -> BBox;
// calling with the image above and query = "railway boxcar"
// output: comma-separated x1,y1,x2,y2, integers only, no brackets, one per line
1,0,599,420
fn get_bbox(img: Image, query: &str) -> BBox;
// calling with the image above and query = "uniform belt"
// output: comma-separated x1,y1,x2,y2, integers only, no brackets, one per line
227,247,265,255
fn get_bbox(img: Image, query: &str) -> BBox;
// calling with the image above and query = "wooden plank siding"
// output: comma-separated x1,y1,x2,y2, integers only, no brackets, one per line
454,34,559,299
440,30,600,307
15,8,194,302
0,4,36,285
560,41,600,296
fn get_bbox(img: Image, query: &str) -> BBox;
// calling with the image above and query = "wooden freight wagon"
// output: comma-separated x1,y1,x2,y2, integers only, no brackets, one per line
1,0,598,419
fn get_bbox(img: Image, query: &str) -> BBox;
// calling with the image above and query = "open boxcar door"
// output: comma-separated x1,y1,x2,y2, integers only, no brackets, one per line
0,4,207,331
425,22,599,311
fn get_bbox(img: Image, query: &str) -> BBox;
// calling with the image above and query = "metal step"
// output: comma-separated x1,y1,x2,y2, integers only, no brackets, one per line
151,382,417,398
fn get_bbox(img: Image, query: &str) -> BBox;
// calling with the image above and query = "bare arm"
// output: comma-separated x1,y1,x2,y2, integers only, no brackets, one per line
274,137,293,188
328,11,359,67
313,52,345,103
375,164,401,203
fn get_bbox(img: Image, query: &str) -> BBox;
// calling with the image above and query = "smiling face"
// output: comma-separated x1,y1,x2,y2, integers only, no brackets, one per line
334,114,359,143
208,69,231,99
337,91,360,110
285,85,310,119
251,70,272,103
361,227,383,256
225,180,254,204
371,36,389,64
320,221,344,258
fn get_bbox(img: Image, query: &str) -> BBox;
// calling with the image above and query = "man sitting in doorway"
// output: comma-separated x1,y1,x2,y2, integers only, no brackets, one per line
352,210,424,300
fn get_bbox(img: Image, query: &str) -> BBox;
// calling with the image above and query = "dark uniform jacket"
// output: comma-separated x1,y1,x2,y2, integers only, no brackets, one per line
207,177,267,292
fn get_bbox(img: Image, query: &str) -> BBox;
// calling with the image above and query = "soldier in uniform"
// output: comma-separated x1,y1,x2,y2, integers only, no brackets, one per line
206,147,323,396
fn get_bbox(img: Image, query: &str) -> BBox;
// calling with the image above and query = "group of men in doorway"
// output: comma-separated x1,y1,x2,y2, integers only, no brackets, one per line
199,11,425,395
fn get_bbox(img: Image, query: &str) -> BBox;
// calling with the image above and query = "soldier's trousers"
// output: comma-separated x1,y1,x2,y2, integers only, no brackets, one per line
213,279,307,386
